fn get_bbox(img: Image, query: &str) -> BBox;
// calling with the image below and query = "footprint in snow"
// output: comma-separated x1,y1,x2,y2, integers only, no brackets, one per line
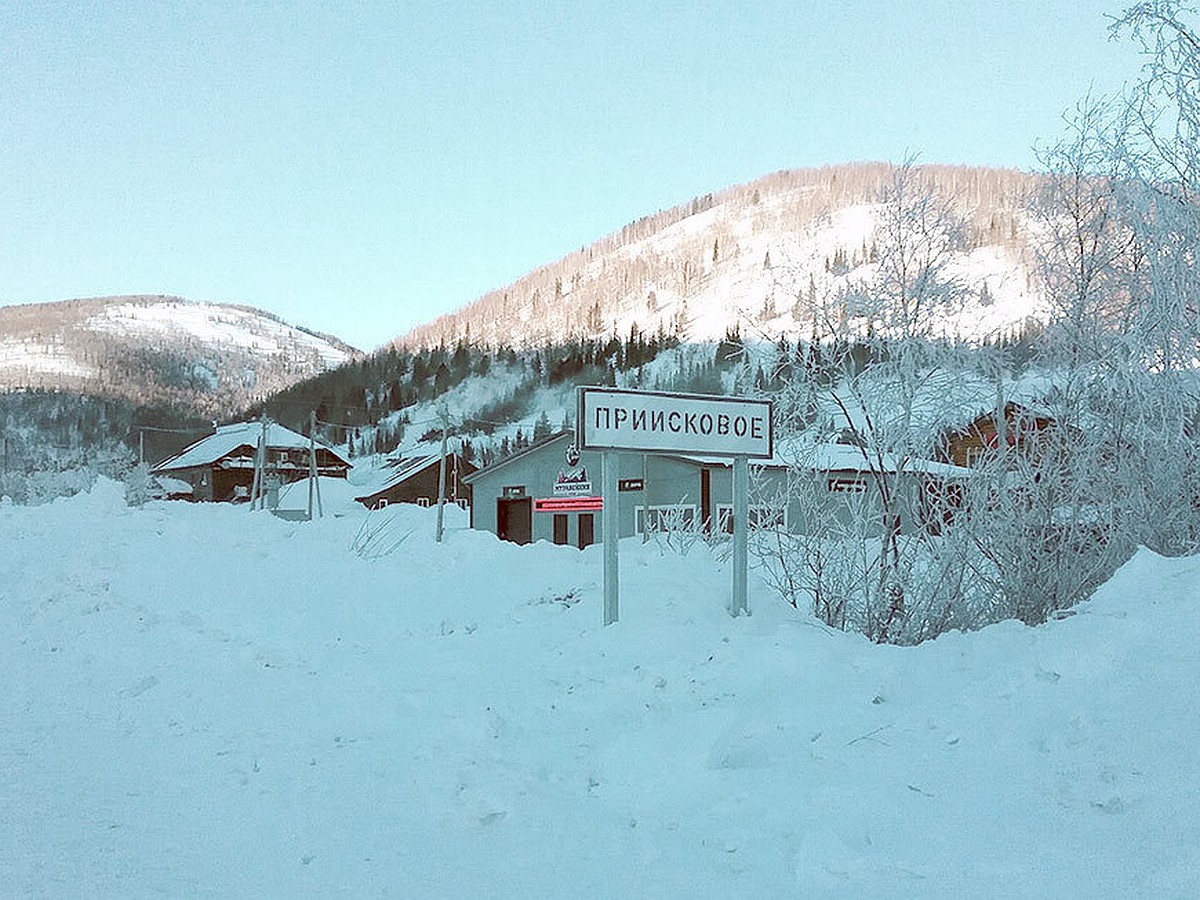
118,675,159,699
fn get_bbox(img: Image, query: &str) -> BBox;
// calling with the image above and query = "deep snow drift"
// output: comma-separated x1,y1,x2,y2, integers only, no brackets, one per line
3,479,1198,897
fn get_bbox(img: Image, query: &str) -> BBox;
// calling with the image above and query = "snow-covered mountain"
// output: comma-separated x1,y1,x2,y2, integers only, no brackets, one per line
0,295,359,415
398,162,1043,350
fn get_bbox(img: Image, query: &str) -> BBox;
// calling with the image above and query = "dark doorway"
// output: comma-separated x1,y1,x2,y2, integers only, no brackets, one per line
577,513,595,549
496,497,532,545
553,514,568,545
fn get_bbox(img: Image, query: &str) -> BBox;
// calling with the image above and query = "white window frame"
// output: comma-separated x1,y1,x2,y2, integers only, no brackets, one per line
715,504,789,533
635,504,699,535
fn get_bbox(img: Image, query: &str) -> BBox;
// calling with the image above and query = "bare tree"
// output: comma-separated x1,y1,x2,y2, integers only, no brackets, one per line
757,161,994,642
1107,1,1200,554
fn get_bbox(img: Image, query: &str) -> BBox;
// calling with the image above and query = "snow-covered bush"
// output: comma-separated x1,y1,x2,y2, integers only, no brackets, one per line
756,6,1200,642
0,441,135,506
123,462,154,507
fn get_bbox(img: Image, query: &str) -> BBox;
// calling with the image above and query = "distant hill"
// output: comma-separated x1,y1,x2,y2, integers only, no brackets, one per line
0,295,359,416
396,162,1044,350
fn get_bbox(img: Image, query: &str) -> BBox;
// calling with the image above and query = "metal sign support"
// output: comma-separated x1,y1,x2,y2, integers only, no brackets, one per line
602,449,619,625
731,454,749,616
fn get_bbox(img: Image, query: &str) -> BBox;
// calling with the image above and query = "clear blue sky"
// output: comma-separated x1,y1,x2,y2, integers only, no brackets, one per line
1,1,1147,350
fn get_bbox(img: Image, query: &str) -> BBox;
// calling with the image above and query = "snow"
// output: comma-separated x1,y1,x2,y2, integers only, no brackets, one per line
0,341,96,379
4,478,1199,896
604,194,1045,347
87,300,353,367
153,421,349,473
777,441,975,478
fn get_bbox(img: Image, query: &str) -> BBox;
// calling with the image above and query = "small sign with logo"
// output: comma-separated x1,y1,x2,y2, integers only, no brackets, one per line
554,443,592,495
618,477,645,492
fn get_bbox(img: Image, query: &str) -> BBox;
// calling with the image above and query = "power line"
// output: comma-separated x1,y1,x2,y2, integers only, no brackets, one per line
130,424,212,434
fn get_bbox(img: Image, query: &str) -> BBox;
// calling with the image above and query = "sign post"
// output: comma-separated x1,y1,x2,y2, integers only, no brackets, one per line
731,454,749,616
602,450,619,626
577,387,772,623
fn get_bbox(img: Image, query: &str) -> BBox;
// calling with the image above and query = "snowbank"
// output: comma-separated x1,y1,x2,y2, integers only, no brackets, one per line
3,481,1198,896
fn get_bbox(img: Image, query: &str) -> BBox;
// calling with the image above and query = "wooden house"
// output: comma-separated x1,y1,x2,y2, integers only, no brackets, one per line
938,402,1058,468
151,421,350,502
353,452,477,510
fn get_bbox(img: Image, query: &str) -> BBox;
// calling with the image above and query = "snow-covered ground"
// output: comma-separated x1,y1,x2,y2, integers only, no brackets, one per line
4,479,1198,897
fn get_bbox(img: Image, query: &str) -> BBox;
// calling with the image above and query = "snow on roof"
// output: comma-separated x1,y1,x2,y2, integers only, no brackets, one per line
152,421,350,473
781,442,973,478
151,475,193,495
463,429,970,482
666,442,972,477
354,454,439,500
462,431,573,484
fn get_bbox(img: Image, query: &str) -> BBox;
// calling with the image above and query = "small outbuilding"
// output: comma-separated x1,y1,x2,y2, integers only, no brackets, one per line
353,451,477,510
151,421,350,502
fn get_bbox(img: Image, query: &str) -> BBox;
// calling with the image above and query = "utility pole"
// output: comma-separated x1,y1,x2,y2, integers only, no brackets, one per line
139,428,145,465
307,412,316,520
251,417,269,511
250,422,262,510
435,404,449,543
308,411,323,519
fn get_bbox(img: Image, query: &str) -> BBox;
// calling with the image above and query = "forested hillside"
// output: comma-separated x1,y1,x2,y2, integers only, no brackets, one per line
398,163,1041,351
0,295,357,415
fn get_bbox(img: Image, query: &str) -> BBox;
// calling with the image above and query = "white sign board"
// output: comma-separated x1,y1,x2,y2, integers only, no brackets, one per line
577,387,773,459
553,479,593,496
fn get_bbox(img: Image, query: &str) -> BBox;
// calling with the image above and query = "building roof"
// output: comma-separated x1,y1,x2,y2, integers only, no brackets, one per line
462,431,574,484
151,421,350,473
354,452,474,502
463,429,972,483
665,442,972,477
949,401,1057,433
781,442,974,478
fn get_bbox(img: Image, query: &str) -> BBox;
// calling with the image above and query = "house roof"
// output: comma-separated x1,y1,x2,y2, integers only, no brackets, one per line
463,428,972,483
781,442,974,478
669,442,972,478
950,401,1057,433
354,452,475,502
462,431,574,484
151,421,350,473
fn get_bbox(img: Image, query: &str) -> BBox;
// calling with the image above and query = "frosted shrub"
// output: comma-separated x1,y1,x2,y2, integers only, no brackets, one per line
351,507,414,559
124,462,154,507
646,502,705,556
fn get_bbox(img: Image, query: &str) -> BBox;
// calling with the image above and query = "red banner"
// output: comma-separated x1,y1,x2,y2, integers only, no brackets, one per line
534,496,603,512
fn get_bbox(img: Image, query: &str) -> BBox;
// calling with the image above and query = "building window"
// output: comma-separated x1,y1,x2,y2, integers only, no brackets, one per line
635,504,698,534
827,476,868,493
715,504,788,533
